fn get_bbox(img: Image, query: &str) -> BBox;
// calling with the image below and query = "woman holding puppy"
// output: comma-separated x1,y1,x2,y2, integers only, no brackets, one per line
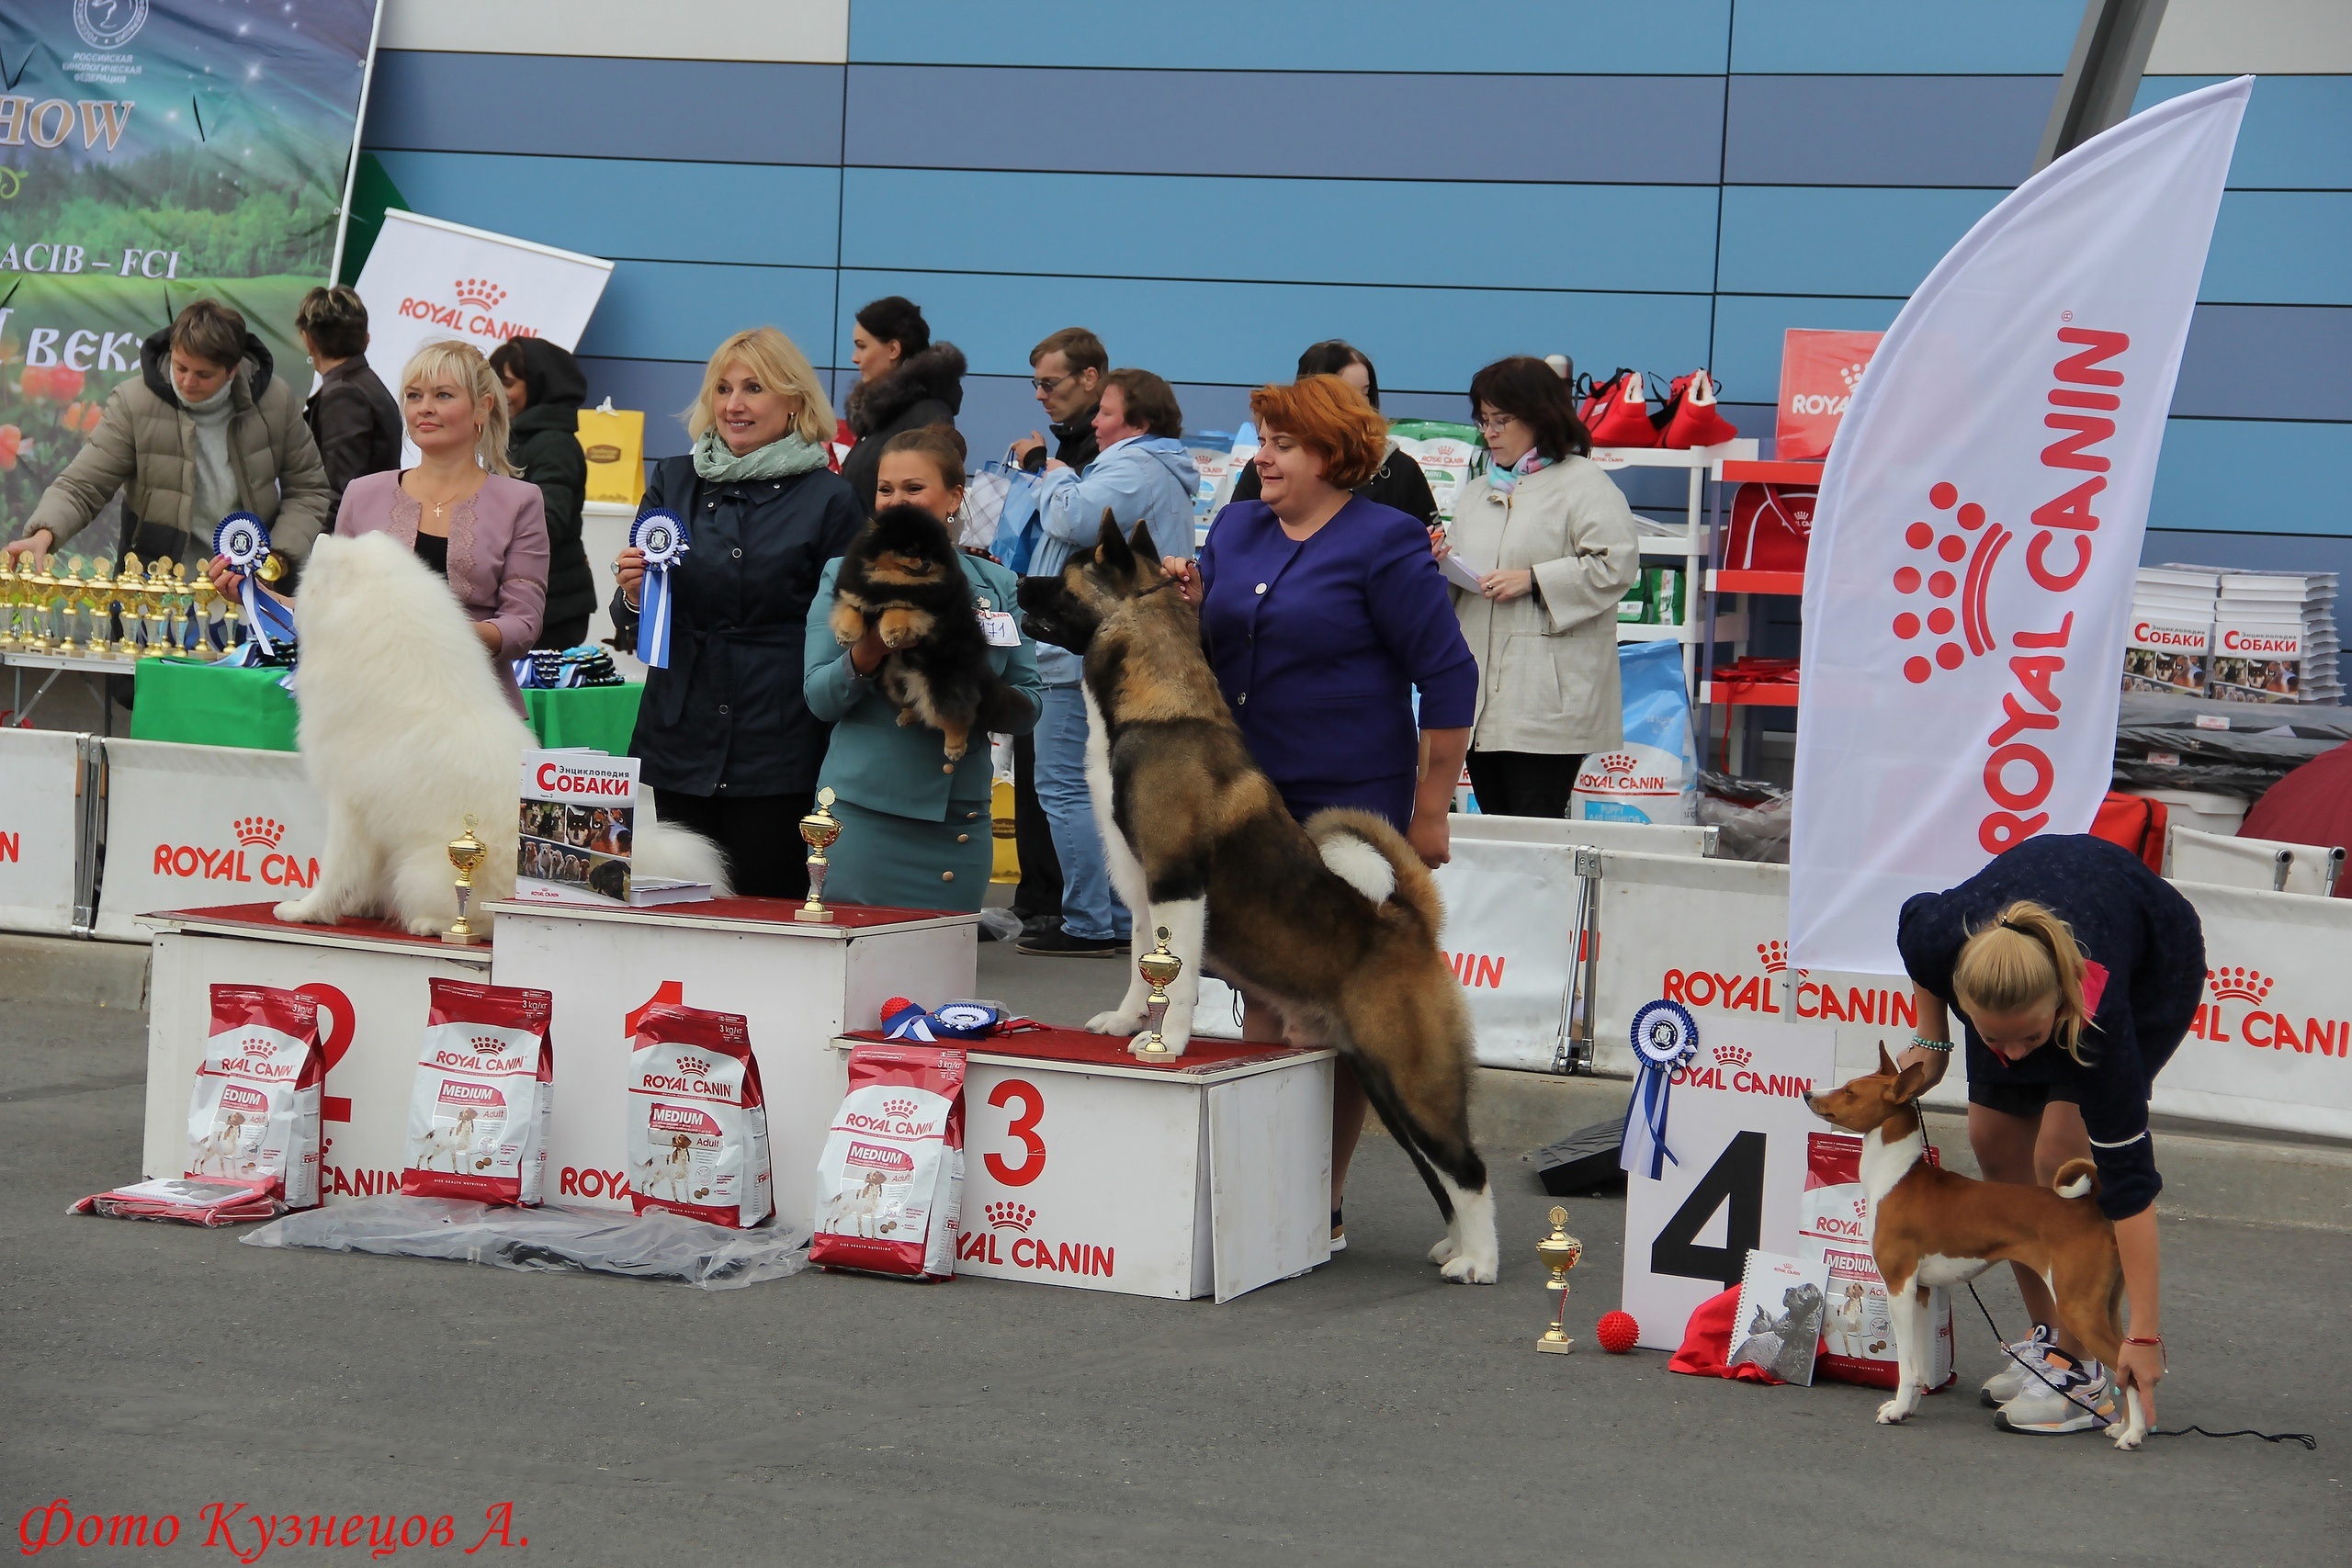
802,426,1041,912
1896,831,2204,1436
615,327,865,899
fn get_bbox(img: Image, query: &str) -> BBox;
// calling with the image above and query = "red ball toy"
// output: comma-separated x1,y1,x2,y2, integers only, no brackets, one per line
1595,1310,1640,1354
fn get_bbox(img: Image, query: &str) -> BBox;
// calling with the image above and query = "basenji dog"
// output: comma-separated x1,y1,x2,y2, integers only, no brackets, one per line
1805,1045,2147,1450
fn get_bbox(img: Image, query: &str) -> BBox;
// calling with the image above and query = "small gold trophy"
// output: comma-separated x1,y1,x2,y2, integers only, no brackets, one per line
0,554,21,651
189,571,220,655
143,560,175,657
1536,1206,1584,1354
107,553,141,658
442,813,488,945
25,554,56,654
56,557,89,655
795,787,842,921
1130,928,1183,1061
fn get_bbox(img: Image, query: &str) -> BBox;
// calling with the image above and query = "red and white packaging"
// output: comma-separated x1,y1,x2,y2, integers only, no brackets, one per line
73,1178,282,1226
810,1042,966,1280
401,978,556,1205
626,1003,772,1228
1798,1130,1953,1390
1774,328,1883,460
187,985,323,1209
1725,482,1816,572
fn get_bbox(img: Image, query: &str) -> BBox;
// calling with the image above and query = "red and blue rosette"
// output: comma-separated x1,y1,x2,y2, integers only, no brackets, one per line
212,511,296,655
629,508,688,669
1621,998,1699,1180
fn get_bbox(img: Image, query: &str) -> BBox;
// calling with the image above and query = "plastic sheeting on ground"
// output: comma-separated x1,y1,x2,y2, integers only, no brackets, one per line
241,1196,811,1290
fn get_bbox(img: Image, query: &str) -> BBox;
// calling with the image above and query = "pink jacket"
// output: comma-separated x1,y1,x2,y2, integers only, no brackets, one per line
334,469,549,713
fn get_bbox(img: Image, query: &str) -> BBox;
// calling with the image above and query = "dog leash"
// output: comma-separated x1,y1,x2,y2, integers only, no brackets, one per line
1962,1281,2314,1448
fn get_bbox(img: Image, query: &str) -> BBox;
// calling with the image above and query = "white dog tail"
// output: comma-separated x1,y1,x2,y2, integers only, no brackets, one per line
634,812,734,897
1303,807,1442,932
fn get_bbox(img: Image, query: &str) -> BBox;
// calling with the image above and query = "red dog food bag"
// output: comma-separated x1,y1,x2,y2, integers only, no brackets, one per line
401,978,556,1205
187,985,324,1209
626,1004,772,1228
1798,1130,1954,1390
810,1041,966,1280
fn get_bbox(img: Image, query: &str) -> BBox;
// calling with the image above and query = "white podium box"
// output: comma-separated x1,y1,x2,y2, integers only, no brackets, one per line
832,1027,1334,1303
0,727,91,934
141,905,492,1202
97,739,327,941
485,897,977,1230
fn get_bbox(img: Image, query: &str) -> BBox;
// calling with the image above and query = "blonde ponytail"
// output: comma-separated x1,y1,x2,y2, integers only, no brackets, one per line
1952,899,2093,1063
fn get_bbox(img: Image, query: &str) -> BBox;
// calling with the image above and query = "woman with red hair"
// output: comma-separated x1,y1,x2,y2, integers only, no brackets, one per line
1166,373,1476,1249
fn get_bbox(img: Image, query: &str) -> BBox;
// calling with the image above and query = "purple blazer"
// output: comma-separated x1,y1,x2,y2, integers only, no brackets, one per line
334,468,550,713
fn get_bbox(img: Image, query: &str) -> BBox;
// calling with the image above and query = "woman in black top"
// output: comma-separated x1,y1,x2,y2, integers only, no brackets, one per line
1895,832,2203,1435
490,337,595,649
614,327,865,898
1230,341,1437,525
837,295,967,514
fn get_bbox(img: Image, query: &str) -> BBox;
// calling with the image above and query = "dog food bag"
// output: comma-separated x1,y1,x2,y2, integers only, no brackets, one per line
1798,1130,1954,1391
1572,639,1698,824
186,985,324,1209
810,1042,966,1280
626,1003,773,1229
401,978,556,1205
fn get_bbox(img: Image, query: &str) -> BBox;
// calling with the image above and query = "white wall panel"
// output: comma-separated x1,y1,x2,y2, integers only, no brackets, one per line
378,0,849,62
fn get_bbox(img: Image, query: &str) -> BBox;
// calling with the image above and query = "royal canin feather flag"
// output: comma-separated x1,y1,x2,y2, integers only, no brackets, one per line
1790,77,2250,973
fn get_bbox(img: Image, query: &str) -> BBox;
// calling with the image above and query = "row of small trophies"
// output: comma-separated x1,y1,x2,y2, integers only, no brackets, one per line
0,551,242,659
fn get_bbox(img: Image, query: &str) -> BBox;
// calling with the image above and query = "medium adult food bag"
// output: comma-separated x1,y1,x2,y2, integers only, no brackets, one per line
401,978,556,1205
1798,1130,1953,1391
626,1003,773,1228
810,1042,966,1280
1572,639,1697,824
187,985,323,1209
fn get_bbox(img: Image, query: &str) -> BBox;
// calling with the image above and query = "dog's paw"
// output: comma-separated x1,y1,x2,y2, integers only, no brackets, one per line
943,740,968,763
1440,1251,1498,1285
273,897,331,924
896,707,920,727
1086,1007,1148,1035
402,913,449,938
1875,1399,1911,1425
2110,1426,2143,1451
1427,1236,1459,1266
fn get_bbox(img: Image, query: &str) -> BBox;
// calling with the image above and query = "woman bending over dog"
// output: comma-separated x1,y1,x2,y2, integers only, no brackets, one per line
1896,832,2204,1436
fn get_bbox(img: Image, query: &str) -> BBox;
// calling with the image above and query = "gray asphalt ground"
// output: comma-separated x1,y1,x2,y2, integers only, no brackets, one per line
5,945,2346,1566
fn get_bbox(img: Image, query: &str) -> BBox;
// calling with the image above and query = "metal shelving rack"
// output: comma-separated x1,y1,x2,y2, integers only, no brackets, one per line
1697,457,1823,770
1591,439,1759,701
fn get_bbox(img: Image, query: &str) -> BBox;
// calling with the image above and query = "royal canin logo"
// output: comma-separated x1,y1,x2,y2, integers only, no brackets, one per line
2220,628,2300,657
398,277,537,344
2193,963,2347,1059
985,1201,1035,1233
882,1098,918,1118
2132,622,2208,650
1893,480,2008,684
153,816,318,889
1712,1043,1753,1068
650,1102,721,1135
1668,949,1918,1028
1756,942,1789,975
453,277,507,311
674,1055,711,1078
1592,751,1639,775
470,1035,508,1055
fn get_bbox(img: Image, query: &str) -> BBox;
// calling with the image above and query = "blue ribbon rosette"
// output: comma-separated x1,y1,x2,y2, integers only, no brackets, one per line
1621,998,1701,1180
630,509,689,669
212,511,297,656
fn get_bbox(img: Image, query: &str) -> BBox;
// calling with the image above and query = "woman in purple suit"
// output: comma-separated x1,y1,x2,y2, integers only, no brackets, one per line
1164,373,1476,1250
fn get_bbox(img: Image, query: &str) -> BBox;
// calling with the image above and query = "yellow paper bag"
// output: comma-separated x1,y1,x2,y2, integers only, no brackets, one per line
576,405,646,507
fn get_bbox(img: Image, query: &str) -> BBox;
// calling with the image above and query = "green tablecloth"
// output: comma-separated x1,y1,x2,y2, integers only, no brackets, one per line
130,658,643,755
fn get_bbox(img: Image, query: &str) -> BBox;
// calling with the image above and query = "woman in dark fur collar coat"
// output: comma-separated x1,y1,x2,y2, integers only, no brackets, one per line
838,295,966,513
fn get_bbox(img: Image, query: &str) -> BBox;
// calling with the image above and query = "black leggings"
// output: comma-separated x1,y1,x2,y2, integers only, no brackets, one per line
651,788,813,901
1465,750,1585,821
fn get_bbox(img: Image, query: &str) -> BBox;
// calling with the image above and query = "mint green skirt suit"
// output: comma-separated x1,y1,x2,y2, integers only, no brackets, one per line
801,551,1042,912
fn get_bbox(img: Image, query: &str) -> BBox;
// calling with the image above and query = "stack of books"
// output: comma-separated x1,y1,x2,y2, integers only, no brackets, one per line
2123,566,2219,696
2197,567,2341,705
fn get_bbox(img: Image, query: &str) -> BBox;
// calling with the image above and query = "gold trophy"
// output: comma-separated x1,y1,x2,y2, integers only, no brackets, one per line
1536,1206,1584,1354
168,563,195,656
105,553,135,657
1130,928,1183,1061
143,560,174,658
55,557,87,655
0,554,21,651
795,787,842,921
442,813,489,945
24,554,56,654
190,571,220,655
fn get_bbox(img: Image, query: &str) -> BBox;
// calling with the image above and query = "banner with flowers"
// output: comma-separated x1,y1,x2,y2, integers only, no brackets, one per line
0,1,379,528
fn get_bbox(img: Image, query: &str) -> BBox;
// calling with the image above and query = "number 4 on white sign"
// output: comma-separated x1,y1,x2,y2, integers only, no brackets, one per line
1649,1131,1766,1292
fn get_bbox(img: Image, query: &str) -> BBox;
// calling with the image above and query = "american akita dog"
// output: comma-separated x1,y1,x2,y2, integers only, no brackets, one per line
1017,516,1497,1283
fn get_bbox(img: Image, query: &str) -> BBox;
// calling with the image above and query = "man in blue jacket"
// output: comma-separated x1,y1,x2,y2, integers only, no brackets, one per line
1016,367,1200,956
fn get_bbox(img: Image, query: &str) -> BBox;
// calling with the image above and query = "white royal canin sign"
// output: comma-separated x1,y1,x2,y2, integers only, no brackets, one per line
1791,78,2250,974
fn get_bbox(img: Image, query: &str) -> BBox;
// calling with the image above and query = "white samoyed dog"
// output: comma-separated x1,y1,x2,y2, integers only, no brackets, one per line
274,532,729,935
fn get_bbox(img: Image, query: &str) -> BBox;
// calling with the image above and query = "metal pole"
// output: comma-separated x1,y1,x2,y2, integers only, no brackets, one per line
2036,0,2172,171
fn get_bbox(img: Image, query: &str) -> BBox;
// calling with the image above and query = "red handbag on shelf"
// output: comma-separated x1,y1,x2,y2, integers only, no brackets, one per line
1583,368,1659,447
1724,482,1816,571
1653,369,1740,449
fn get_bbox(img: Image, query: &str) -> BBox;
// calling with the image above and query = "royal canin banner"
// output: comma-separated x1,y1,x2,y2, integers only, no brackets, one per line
1790,77,2250,973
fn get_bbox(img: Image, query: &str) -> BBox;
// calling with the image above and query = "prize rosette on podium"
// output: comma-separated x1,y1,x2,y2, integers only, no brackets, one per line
1620,998,1699,1180
212,511,297,655
630,509,689,668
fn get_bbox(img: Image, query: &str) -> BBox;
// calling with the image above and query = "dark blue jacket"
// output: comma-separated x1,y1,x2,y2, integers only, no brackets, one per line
1199,495,1476,826
1898,833,2205,1219
612,455,865,797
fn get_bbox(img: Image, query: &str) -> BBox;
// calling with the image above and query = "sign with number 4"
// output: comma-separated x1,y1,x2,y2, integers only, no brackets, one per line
1620,1018,1838,1350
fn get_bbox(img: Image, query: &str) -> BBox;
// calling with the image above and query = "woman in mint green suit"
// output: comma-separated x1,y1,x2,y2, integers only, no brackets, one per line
803,427,1041,911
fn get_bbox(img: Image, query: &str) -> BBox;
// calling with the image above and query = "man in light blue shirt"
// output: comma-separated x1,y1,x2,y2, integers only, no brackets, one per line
1017,367,1199,956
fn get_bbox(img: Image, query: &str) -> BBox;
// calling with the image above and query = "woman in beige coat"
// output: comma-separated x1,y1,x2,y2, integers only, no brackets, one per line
1438,356,1639,818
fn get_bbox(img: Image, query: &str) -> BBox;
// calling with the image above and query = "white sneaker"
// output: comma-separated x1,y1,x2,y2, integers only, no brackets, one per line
1980,1323,2059,1407
1995,1359,2117,1435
